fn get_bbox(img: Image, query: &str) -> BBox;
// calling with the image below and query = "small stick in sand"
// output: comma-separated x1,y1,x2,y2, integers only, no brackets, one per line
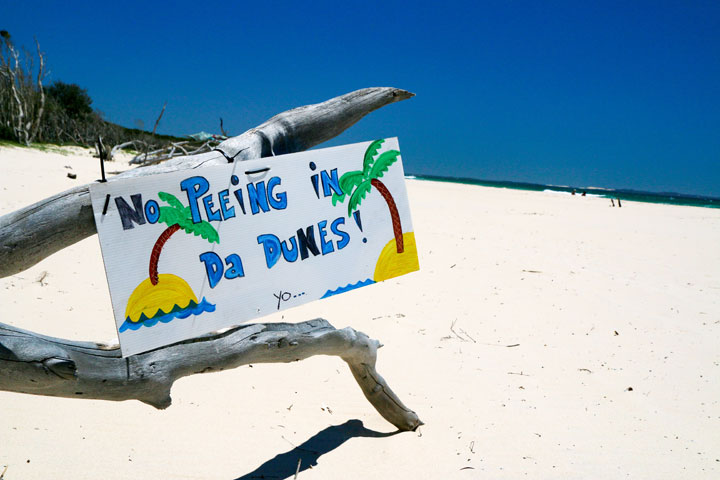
449,320,467,341
35,270,48,286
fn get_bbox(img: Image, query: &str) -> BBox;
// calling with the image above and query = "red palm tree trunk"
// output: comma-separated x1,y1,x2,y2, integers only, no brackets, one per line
370,178,404,253
149,224,180,285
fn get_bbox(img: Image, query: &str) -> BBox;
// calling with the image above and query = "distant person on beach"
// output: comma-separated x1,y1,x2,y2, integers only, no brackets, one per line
617,198,622,207
582,191,586,196
572,189,576,195
610,198,615,207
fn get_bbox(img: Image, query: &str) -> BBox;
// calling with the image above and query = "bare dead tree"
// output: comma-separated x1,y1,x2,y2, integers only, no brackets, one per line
220,116,228,136
28,39,46,142
0,87,421,431
0,32,46,145
151,101,167,135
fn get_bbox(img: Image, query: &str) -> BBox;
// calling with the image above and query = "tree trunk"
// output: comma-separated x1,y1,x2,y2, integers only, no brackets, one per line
149,224,180,285
371,178,404,253
27,38,46,144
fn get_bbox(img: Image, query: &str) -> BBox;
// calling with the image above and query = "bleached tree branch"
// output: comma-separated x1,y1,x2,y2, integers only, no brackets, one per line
0,87,413,277
0,319,422,431
0,87,421,431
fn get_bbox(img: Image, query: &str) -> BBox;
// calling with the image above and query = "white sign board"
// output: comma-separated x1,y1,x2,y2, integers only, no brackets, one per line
91,138,419,356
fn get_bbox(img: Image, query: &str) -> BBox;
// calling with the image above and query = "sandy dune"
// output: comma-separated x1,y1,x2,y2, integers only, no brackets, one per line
1,145,719,479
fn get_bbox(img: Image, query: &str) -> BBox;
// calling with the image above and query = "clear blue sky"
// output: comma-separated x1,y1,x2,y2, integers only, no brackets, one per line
4,0,719,196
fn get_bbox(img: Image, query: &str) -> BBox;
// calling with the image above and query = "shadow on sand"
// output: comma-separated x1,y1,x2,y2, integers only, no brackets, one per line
234,419,399,479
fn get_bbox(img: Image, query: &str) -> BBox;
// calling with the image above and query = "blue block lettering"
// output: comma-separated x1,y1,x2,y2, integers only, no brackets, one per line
321,169,343,197
257,234,282,268
331,217,350,250
247,181,270,215
202,194,222,222
199,251,224,288
144,199,160,224
281,237,299,262
181,176,210,224
218,189,235,220
224,254,245,279
318,220,334,255
267,176,287,210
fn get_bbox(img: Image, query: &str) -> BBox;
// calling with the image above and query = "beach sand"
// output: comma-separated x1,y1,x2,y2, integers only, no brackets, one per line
1,145,719,479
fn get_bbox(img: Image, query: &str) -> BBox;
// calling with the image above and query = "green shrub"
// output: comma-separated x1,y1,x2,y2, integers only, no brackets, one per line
45,81,93,119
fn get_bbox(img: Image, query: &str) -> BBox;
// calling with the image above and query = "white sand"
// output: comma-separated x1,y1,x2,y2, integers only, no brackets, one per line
1,145,719,479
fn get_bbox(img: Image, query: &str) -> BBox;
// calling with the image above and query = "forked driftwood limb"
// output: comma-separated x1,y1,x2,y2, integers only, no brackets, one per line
0,87,421,431
0,319,421,431
0,87,414,278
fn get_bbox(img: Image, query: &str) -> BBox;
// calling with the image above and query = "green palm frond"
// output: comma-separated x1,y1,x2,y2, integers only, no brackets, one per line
332,170,366,205
186,221,220,244
158,191,185,211
347,180,372,217
158,192,219,244
368,150,400,180
332,139,397,217
158,205,186,228
340,170,367,193
331,192,345,206
362,139,385,176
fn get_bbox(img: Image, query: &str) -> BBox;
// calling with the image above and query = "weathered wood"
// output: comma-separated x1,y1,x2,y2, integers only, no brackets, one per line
110,139,148,159
0,87,413,278
0,319,421,431
0,87,420,431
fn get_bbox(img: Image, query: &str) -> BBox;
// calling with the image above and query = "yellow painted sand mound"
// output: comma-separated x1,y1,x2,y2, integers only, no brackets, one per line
373,232,419,282
124,273,198,322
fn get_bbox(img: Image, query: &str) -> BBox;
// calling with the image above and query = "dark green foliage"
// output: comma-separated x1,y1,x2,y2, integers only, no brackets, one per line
45,81,92,119
0,34,186,147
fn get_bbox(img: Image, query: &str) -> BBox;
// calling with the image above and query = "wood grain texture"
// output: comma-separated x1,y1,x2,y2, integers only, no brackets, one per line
0,319,422,431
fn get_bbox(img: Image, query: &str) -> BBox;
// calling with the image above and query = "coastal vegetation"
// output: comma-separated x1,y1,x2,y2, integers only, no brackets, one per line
0,31,184,156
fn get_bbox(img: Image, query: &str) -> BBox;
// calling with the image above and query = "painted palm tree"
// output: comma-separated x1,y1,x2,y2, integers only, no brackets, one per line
149,191,219,284
332,139,404,253
122,192,219,332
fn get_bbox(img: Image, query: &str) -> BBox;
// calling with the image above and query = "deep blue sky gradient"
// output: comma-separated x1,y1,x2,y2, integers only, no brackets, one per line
3,0,719,196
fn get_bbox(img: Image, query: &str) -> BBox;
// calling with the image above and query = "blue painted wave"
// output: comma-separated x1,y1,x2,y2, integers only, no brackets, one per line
119,297,215,332
321,279,375,299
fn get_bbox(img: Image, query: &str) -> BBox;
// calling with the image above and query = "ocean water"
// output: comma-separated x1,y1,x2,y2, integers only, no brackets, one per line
407,174,720,209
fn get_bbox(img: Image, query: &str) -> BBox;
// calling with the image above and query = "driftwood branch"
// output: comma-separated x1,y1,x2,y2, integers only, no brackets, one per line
129,139,218,165
0,319,421,431
0,87,420,431
0,87,413,278
110,139,148,159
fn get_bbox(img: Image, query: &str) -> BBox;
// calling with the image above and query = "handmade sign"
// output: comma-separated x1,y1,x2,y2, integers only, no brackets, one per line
90,138,419,356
